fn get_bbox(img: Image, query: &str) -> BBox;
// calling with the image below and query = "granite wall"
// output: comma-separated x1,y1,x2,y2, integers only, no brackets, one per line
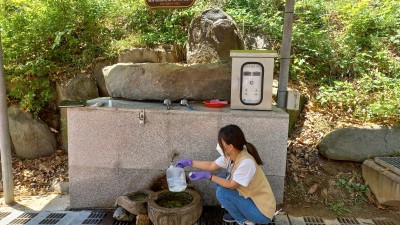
68,99,288,208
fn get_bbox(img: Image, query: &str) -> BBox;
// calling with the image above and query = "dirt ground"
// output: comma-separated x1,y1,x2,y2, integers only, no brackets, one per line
282,158,400,221
281,90,400,222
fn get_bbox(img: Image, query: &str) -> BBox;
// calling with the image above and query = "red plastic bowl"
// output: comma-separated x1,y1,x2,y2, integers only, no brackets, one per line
203,100,228,108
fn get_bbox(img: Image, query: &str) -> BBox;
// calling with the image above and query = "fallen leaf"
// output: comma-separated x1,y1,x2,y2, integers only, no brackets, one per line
308,183,318,194
321,188,328,197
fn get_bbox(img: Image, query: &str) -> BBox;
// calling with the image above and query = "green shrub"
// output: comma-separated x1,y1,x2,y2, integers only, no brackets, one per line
316,71,400,123
288,0,400,82
292,0,400,124
331,0,400,78
1,0,114,114
291,0,333,80
223,0,284,48
1,0,53,114
1,0,399,123
117,1,208,47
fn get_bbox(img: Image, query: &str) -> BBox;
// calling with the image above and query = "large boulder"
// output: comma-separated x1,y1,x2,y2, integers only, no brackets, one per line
187,8,244,64
92,61,115,97
56,73,99,102
318,126,400,162
103,62,231,101
56,73,99,152
244,34,271,50
8,105,56,159
119,45,183,64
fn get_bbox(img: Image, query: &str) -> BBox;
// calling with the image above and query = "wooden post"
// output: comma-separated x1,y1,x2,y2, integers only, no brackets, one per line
277,0,295,110
0,33,15,204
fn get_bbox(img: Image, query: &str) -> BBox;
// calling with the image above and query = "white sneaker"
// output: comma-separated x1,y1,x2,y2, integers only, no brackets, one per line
244,220,255,225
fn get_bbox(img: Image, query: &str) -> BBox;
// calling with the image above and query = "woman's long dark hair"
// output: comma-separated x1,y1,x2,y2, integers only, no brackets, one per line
218,124,264,165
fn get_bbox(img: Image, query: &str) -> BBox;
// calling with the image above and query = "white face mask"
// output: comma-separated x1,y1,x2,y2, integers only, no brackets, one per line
216,143,224,156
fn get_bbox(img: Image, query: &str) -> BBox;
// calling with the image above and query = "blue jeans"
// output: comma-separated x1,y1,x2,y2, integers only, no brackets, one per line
213,176,271,225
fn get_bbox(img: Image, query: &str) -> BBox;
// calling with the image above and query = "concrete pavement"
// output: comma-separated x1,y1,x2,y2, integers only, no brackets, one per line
0,209,397,225
0,194,398,225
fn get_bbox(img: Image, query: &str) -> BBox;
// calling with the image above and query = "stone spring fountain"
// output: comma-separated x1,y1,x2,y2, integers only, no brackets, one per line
66,58,288,224
67,97,288,203
67,97,288,225
66,8,289,225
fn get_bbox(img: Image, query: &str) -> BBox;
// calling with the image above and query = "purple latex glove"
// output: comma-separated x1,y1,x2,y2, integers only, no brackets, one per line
176,159,192,168
189,172,211,181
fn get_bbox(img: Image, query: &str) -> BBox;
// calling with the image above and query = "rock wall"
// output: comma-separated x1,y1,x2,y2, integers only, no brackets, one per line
187,8,244,64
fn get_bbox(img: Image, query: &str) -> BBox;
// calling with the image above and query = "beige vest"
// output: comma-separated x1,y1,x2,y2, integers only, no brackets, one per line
226,150,276,219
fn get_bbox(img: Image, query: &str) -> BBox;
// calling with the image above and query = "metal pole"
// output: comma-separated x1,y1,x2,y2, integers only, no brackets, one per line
277,0,295,109
0,33,15,204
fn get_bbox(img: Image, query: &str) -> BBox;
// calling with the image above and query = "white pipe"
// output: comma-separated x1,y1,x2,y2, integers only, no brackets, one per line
0,33,15,204
277,0,295,109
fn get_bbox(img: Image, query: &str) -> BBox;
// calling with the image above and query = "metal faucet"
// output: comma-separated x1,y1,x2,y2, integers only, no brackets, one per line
180,99,193,110
170,151,179,163
163,99,171,110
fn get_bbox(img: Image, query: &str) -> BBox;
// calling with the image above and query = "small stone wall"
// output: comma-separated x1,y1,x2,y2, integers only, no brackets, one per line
68,100,288,208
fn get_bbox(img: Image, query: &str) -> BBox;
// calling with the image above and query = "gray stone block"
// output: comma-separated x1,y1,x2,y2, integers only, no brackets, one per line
362,159,400,207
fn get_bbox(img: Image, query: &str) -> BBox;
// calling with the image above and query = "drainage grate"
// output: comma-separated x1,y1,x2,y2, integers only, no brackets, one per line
38,213,67,225
375,157,400,175
338,218,360,225
71,207,277,225
0,212,12,220
81,212,107,225
9,213,39,225
372,218,397,225
303,216,326,225
193,206,225,225
113,221,133,225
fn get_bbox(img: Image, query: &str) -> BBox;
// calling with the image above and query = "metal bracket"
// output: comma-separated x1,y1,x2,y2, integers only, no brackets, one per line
139,109,145,125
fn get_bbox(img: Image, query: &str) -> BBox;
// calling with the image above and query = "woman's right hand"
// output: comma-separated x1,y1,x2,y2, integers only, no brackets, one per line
176,159,192,168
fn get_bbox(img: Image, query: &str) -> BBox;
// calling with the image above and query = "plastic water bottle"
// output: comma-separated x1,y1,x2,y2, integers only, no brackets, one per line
166,165,187,192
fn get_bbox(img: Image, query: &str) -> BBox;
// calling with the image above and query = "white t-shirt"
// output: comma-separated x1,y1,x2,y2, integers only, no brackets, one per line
215,156,256,187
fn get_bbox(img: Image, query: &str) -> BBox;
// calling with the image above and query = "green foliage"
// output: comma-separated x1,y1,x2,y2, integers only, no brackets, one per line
291,0,333,80
323,174,370,216
1,0,53,114
1,0,399,123
1,0,114,114
331,0,400,78
336,178,369,195
324,199,352,217
316,71,400,123
115,1,208,47
291,0,400,81
305,0,400,124
224,0,284,43
336,174,370,205
44,0,115,66
7,58,54,114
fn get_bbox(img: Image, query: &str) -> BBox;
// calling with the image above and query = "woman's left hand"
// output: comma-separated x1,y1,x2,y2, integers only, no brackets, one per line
189,171,211,181
176,159,192,168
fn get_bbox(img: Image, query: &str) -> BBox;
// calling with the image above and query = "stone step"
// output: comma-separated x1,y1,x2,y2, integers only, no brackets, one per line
362,157,400,207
